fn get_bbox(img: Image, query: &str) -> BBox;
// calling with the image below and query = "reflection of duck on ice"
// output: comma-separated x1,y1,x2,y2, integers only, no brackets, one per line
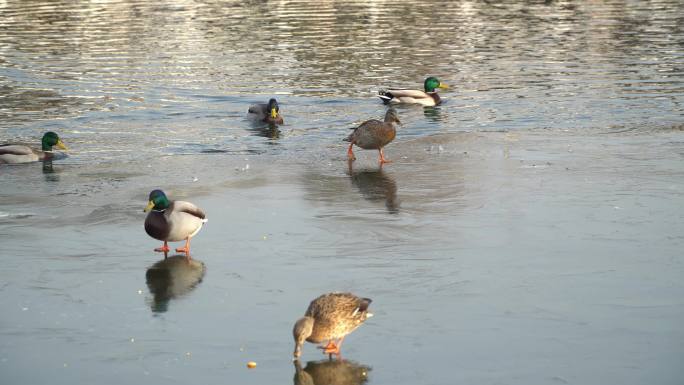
348,165,399,214
145,255,206,312
294,359,371,385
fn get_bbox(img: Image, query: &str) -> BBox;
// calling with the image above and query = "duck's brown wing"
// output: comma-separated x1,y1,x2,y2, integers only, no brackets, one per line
347,119,384,142
307,292,368,319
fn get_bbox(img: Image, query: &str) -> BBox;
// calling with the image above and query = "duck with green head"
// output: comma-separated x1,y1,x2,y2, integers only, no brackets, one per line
248,98,284,125
0,131,68,164
143,190,207,259
378,77,449,106
293,292,373,359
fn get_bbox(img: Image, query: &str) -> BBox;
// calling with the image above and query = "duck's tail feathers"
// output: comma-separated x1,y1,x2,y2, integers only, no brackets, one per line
202,218,208,223
343,128,357,141
378,90,393,104
359,297,372,312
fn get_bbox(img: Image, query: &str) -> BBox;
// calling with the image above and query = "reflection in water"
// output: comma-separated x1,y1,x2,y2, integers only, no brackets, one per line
250,124,281,140
423,106,444,123
348,163,399,214
294,359,371,385
41,160,59,182
145,255,205,313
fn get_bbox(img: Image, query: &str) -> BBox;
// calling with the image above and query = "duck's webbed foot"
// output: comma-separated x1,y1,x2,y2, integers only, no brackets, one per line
154,241,170,253
378,148,392,164
318,340,340,356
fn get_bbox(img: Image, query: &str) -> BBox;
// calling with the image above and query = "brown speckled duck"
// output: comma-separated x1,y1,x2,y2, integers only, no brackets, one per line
248,98,284,125
345,109,399,164
293,292,373,359
378,76,449,106
143,190,207,259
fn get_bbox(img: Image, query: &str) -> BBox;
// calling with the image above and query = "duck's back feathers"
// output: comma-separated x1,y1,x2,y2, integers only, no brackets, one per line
248,103,268,114
0,145,41,163
173,200,207,221
347,119,396,150
304,292,373,342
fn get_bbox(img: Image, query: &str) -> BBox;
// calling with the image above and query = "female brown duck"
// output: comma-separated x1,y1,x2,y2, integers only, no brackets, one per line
346,109,400,164
293,292,373,358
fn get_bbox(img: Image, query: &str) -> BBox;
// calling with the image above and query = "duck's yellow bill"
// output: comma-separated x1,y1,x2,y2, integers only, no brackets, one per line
144,200,155,212
56,140,68,151
438,83,449,89
270,108,278,119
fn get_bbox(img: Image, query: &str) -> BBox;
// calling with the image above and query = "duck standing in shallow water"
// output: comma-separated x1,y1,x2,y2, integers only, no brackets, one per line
0,131,67,164
346,109,400,164
143,190,207,259
293,292,373,359
378,76,448,106
248,98,284,125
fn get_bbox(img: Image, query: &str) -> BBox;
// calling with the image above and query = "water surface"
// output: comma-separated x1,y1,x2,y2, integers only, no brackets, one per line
1,1,683,384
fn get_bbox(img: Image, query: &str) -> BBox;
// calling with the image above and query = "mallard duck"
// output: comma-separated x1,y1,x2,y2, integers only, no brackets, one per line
0,131,67,164
345,109,400,164
248,98,284,125
143,190,207,259
293,292,373,359
378,76,448,106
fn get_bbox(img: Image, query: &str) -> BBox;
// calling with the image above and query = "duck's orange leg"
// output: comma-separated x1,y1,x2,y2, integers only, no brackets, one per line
379,148,391,164
319,338,343,356
175,238,192,259
154,241,170,253
347,143,356,161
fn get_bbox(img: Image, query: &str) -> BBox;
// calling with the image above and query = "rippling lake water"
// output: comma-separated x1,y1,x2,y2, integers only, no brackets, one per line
1,1,683,384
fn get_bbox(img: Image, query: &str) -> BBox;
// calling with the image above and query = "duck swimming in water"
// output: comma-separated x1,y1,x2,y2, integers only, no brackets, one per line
378,76,448,106
0,131,67,164
248,98,284,125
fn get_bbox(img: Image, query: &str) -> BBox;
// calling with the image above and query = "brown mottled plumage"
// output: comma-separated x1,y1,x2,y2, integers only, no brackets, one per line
293,292,373,358
346,109,399,164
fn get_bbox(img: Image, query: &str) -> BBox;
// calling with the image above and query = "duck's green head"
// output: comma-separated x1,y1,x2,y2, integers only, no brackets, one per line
144,189,170,212
267,98,280,119
42,132,68,152
424,77,448,93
